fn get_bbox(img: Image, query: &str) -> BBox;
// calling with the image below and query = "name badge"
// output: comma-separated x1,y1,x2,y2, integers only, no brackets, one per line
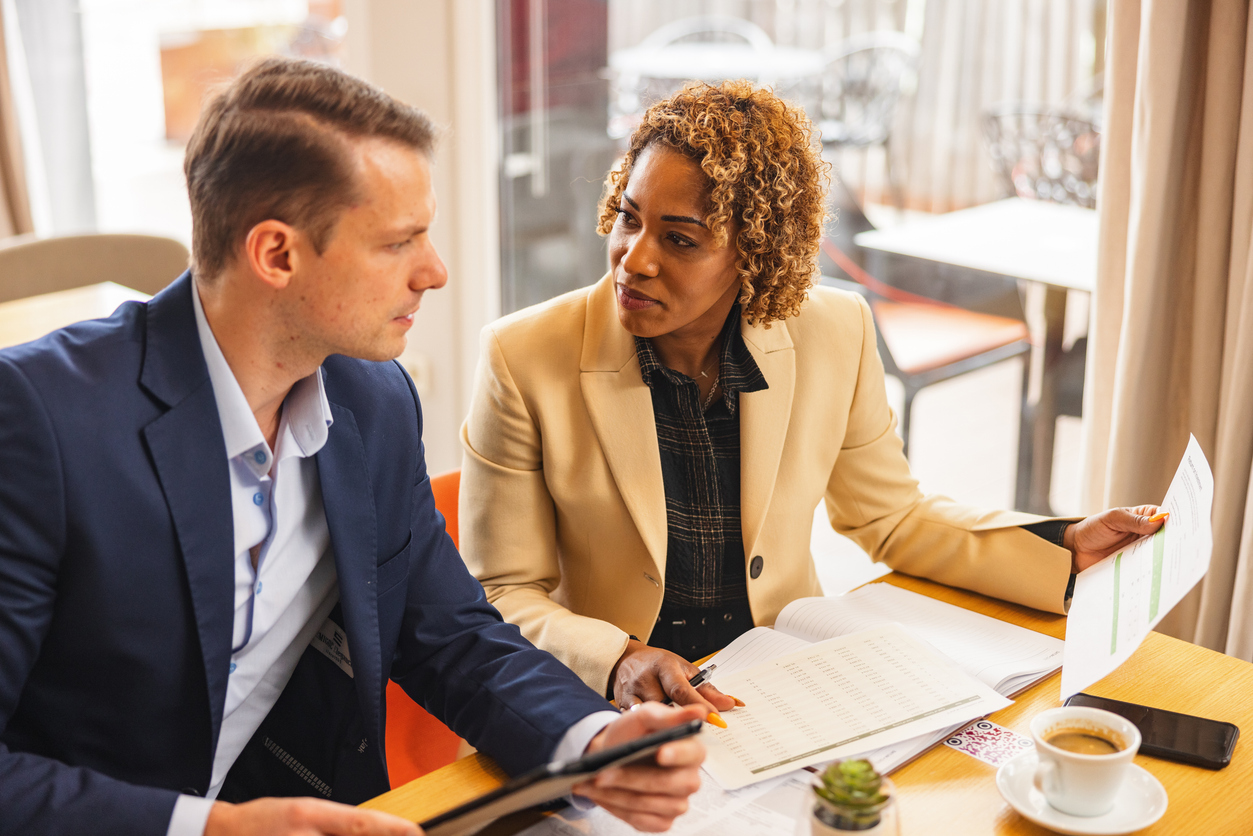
311,618,353,679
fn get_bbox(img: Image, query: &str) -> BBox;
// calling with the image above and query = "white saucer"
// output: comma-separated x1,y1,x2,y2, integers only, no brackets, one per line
996,752,1167,835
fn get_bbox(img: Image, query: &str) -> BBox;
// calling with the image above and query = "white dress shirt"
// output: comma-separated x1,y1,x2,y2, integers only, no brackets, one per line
167,287,615,835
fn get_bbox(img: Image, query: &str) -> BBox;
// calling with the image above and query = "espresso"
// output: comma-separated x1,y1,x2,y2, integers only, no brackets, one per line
1046,729,1122,755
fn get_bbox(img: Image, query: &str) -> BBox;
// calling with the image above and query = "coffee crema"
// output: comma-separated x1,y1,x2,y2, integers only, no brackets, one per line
1045,729,1122,755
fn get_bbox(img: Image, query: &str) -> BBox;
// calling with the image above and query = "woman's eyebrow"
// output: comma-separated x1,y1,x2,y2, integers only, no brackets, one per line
622,193,706,227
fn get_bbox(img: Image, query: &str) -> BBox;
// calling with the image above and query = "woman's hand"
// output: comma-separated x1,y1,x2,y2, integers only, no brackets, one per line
610,640,739,718
1065,505,1168,572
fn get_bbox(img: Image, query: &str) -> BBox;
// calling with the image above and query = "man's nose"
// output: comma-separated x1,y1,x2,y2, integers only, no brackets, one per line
415,243,449,290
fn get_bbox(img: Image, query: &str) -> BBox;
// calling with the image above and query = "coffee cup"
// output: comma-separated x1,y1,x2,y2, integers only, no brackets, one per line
1030,706,1141,816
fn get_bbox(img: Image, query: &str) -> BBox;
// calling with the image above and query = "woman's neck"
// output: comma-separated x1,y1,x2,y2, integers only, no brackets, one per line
651,329,723,381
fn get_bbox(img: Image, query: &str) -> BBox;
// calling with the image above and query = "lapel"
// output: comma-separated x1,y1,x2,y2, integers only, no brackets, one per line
139,271,236,753
738,314,796,560
315,399,384,748
579,276,669,576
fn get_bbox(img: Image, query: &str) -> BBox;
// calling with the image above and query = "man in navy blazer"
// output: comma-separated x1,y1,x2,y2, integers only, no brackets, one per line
0,59,706,835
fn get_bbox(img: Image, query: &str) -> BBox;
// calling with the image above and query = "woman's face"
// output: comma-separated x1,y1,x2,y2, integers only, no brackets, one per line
607,144,741,341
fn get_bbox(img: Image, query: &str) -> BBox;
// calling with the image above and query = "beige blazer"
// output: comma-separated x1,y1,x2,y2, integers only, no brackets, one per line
460,275,1072,692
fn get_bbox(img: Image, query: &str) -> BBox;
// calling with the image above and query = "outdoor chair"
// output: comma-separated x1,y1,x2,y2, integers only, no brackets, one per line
818,31,920,208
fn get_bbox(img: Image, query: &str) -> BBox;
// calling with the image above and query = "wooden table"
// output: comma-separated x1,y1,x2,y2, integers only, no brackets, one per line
0,282,150,349
855,199,1098,515
363,572,1253,834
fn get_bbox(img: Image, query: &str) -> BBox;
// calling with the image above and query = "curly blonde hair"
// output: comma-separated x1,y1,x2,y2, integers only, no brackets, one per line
598,80,829,325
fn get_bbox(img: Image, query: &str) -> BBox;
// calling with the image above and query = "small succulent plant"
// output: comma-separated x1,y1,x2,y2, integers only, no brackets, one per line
812,759,891,831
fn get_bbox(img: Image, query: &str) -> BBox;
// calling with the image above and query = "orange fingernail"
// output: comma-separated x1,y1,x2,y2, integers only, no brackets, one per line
706,711,728,729
1149,512,1169,523
728,695,746,707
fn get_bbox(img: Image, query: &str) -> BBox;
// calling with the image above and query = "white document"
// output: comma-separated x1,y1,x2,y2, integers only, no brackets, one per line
515,773,805,836
704,584,1063,776
700,622,1010,789
1060,434,1214,699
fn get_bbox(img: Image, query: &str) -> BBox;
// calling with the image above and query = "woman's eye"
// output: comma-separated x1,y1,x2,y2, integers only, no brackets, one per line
668,233,695,248
614,207,638,226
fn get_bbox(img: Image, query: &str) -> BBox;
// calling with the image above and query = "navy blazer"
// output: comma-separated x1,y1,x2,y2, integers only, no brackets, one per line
0,274,612,835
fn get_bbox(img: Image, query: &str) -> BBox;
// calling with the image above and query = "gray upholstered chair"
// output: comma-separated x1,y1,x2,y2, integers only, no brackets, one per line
0,233,189,303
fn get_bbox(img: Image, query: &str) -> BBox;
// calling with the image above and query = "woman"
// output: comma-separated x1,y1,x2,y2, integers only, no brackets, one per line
459,81,1162,718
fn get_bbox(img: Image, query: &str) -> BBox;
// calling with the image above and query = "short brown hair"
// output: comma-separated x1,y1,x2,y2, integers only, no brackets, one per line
184,57,436,279
598,81,828,325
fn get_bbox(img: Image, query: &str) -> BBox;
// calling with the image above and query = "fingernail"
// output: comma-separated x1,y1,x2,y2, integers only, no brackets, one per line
1149,512,1169,523
727,695,746,707
706,711,728,729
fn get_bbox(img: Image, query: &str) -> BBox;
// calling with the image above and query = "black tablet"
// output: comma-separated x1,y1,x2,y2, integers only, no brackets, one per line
419,718,704,836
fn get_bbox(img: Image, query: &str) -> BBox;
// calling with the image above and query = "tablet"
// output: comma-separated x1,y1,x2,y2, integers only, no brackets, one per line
419,718,704,836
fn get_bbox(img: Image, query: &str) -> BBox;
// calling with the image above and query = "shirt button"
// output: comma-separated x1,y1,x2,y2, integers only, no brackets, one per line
749,555,764,579
256,582,263,594
254,450,266,465
252,492,264,506
229,662,237,674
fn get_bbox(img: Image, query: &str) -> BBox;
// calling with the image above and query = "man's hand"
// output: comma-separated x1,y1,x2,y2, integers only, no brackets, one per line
573,703,707,832
205,797,421,836
610,640,739,717
1066,505,1167,572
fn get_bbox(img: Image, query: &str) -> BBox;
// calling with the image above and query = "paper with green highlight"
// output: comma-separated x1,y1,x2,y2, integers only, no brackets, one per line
1061,435,1213,699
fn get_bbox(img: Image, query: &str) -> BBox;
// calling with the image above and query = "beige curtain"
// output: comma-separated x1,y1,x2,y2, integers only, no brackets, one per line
1083,0,1253,658
0,3,32,238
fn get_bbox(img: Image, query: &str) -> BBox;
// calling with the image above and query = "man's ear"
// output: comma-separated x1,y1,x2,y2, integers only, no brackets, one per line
243,220,301,290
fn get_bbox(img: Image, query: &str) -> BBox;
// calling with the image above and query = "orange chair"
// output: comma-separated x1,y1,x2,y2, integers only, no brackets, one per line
383,469,465,787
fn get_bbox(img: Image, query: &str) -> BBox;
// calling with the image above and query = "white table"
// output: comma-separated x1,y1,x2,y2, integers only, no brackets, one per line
855,199,1099,513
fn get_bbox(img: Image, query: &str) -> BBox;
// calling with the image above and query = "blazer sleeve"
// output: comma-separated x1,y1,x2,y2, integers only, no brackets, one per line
459,326,631,694
388,366,614,776
823,294,1074,613
0,356,179,836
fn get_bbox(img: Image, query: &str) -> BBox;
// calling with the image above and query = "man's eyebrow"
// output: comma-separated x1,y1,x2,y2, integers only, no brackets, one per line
383,224,426,239
621,193,706,227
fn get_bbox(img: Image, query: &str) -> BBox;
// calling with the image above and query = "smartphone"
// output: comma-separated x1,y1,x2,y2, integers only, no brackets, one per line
1064,693,1239,769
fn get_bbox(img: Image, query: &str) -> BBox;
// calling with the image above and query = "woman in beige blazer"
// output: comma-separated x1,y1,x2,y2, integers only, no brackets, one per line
460,82,1161,717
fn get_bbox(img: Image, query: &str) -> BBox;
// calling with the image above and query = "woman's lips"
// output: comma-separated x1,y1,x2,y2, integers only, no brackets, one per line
617,284,659,312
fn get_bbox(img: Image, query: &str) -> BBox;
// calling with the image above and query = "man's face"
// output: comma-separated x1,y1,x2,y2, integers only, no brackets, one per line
290,137,447,362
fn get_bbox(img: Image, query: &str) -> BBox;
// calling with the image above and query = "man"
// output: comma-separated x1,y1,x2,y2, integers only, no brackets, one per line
0,58,705,836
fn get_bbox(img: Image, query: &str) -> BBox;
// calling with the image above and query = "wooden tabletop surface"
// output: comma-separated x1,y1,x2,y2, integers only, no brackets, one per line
363,572,1253,834
0,282,150,350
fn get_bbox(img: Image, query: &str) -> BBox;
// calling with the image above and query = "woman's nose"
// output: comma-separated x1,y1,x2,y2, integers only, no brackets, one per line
620,234,659,278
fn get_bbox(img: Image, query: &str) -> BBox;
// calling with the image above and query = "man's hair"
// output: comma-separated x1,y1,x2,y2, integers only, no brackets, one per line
184,57,436,279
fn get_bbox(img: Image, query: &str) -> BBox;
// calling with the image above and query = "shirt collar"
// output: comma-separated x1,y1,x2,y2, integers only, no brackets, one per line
635,303,769,413
191,282,333,474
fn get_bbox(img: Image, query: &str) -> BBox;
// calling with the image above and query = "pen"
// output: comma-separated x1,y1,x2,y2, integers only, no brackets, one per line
663,665,729,727
662,664,717,706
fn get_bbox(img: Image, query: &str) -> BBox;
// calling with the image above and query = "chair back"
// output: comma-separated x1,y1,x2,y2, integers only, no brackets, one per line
384,468,465,788
430,469,461,550
981,104,1100,208
818,31,919,149
0,233,189,303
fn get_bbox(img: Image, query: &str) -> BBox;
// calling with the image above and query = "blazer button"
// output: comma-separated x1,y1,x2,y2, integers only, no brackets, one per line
749,555,764,579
